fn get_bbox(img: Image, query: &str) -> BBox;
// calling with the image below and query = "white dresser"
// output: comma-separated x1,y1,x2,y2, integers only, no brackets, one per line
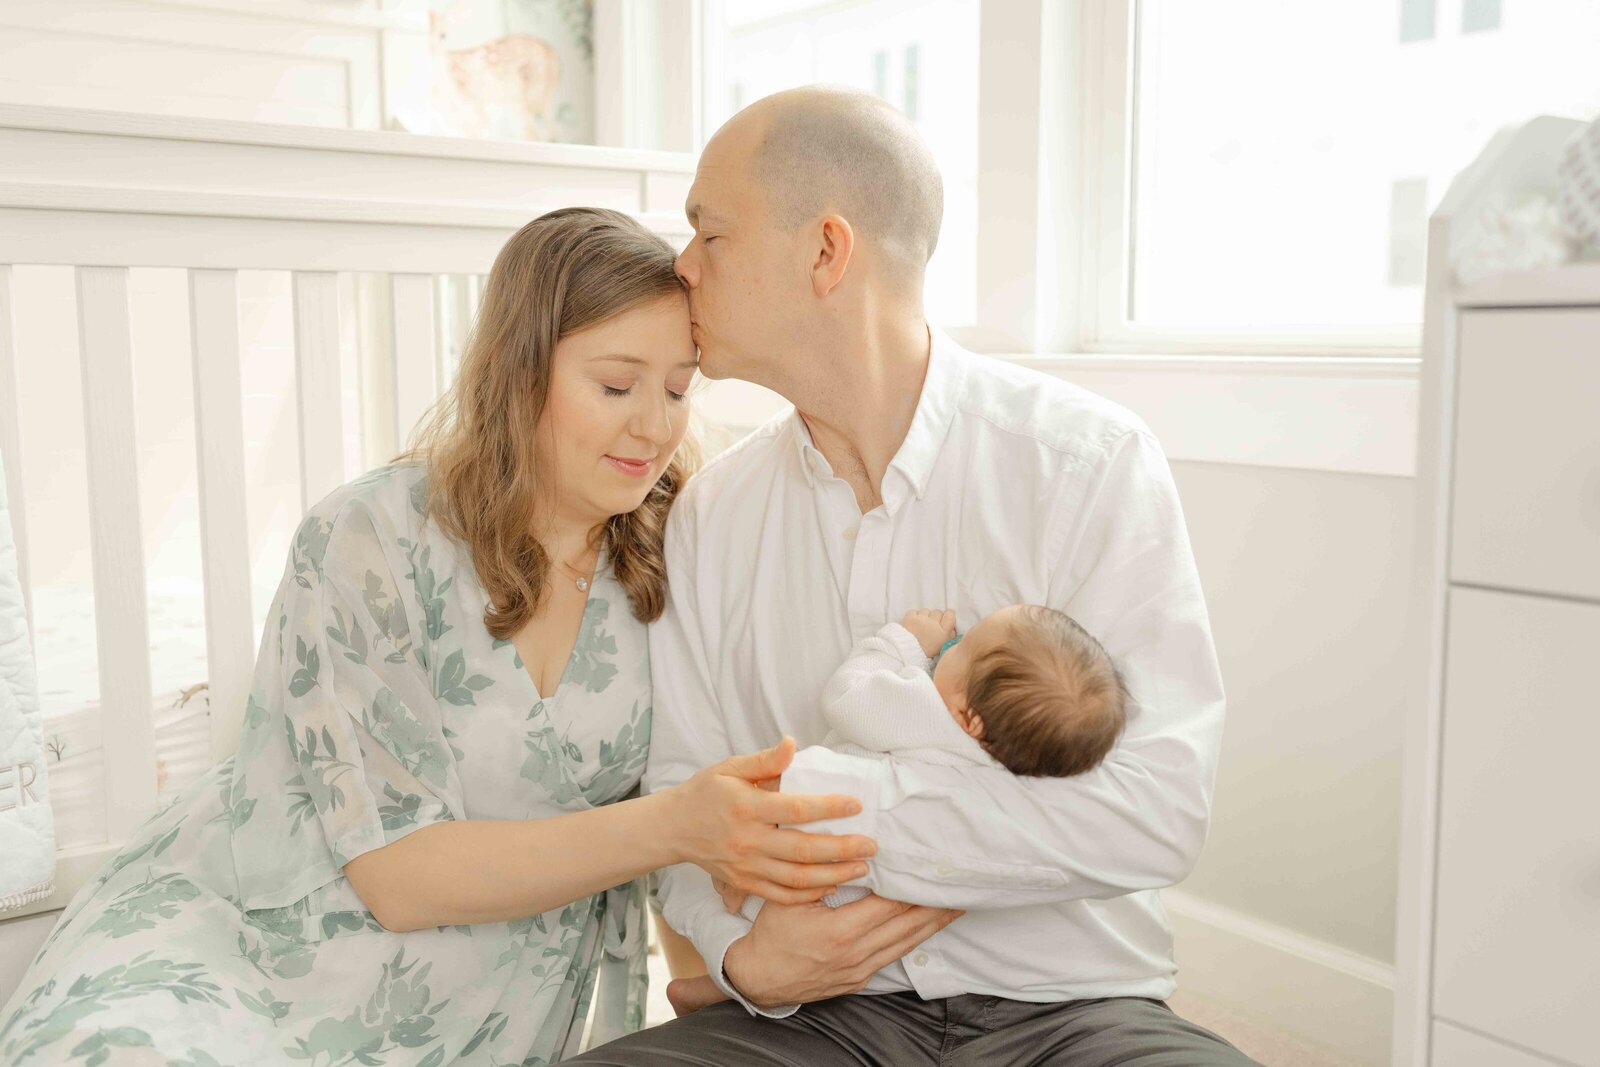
1395,116,1600,1067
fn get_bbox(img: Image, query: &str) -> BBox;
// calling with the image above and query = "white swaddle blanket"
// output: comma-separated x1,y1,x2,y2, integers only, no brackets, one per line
0,450,54,914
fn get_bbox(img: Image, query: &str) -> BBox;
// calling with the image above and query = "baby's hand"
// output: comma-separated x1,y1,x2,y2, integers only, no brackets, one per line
900,609,957,658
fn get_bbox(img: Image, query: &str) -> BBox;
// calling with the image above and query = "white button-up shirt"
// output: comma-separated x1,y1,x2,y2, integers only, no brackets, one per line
646,329,1226,1016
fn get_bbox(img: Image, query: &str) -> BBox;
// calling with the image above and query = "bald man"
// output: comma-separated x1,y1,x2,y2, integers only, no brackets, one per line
572,87,1256,1066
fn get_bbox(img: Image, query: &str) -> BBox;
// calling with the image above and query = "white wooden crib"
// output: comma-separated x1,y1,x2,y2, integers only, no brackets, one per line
0,102,694,922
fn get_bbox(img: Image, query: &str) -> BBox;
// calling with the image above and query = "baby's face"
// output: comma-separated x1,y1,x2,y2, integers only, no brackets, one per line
932,606,1019,729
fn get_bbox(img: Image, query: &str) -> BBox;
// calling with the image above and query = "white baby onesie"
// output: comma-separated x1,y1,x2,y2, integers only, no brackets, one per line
739,622,999,922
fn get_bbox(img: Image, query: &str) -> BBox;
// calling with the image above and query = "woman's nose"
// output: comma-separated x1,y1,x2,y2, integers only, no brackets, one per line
634,393,674,445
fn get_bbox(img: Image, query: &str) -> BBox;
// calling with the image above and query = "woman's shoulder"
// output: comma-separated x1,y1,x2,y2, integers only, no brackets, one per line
301,461,428,532
288,462,432,574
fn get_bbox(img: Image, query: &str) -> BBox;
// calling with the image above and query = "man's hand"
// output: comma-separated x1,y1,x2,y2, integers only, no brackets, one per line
722,894,963,1009
900,609,957,659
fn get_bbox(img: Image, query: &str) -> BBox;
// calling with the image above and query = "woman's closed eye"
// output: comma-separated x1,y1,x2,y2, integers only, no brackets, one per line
602,383,691,402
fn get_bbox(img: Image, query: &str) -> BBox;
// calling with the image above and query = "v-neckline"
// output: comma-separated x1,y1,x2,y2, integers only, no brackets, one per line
523,550,605,706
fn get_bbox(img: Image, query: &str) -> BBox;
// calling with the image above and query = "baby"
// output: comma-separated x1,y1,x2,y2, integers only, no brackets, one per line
666,603,1129,1016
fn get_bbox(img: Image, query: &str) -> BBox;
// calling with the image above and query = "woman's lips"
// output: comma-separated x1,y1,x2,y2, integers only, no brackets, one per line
607,455,653,478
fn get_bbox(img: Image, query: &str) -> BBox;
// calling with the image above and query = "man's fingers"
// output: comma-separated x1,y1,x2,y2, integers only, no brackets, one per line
852,911,962,981
767,790,863,826
852,904,963,964
831,892,919,923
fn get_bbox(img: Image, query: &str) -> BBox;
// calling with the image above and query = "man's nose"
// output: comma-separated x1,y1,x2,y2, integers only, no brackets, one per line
675,244,698,288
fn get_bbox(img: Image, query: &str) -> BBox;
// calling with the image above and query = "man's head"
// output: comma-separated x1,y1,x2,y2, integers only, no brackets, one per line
676,86,943,384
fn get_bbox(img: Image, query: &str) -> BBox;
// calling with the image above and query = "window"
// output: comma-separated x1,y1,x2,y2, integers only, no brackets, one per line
703,0,979,327
1113,0,1600,346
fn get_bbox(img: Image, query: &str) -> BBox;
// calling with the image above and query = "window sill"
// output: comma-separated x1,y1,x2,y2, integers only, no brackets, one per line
1002,353,1420,478
696,352,1420,479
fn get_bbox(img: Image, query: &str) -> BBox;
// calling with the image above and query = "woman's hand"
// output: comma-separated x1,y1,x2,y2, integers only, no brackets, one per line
665,737,878,905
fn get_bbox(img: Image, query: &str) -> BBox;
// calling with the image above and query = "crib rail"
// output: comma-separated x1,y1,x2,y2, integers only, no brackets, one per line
0,104,694,914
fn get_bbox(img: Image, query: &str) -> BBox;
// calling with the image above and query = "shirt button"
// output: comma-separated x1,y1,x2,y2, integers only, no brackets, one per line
936,863,952,877
913,952,929,967
842,526,858,541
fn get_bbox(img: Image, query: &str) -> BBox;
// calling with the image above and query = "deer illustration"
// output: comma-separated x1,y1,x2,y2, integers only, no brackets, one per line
430,3,564,142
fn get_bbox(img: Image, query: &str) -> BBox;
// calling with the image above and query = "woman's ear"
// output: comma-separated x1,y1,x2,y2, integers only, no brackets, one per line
810,214,855,297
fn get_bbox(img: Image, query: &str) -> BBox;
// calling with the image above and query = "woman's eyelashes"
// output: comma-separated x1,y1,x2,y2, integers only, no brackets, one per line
601,382,690,402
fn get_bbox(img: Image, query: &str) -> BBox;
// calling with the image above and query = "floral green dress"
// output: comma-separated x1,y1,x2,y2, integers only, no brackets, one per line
0,463,652,1066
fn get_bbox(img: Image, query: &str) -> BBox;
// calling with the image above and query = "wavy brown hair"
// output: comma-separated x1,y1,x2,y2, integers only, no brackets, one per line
398,207,698,638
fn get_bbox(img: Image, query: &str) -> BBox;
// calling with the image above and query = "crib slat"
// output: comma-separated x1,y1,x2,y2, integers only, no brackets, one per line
390,273,438,451
292,271,345,511
188,269,256,762
0,266,31,638
444,274,474,382
76,266,159,836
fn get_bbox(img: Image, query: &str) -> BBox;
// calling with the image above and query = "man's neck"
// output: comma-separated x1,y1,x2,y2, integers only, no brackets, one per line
789,316,932,515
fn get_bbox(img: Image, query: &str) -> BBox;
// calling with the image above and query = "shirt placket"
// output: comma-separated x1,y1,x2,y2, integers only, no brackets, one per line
835,475,958,998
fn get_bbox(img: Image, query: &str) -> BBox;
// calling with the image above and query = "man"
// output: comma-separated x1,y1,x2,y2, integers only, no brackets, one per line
573,86,1255,1066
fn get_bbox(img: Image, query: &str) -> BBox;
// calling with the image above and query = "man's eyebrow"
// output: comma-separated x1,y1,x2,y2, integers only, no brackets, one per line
589,354,700,370
685,203,724,230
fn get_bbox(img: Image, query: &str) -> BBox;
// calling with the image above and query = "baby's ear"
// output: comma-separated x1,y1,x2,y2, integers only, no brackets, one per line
960,709,986,741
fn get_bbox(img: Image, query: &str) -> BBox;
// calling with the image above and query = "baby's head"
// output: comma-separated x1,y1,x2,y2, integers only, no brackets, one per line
932,605,1127,777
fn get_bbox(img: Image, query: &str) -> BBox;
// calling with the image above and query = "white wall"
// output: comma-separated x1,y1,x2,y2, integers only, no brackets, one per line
1171,461,1411,965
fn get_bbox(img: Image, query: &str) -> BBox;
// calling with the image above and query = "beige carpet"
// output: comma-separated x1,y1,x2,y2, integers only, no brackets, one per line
643,950,1366,1066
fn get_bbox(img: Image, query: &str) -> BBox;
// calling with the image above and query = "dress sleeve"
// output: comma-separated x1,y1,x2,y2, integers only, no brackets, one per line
229,497,463,912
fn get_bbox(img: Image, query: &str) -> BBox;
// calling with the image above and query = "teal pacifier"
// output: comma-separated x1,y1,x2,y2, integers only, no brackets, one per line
932,632,963,666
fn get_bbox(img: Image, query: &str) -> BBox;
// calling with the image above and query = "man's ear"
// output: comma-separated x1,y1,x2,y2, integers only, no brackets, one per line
810,214,855,297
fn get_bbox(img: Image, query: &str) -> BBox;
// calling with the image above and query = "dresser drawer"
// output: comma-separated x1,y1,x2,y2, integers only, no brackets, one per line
1432,1020,1565,1067
1433,587,1600,1067
1450,307,1600,601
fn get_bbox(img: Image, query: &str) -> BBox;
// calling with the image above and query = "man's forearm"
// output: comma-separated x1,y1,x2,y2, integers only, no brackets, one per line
655,862,800,1018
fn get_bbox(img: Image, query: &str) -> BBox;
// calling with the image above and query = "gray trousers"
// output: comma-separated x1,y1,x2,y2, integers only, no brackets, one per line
570,991,1261,1066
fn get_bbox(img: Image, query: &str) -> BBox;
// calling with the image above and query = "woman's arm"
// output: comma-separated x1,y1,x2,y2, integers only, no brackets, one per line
346,738,877,933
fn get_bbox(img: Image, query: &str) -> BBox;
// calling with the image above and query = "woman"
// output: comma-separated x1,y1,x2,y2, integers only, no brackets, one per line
0,208,874,1065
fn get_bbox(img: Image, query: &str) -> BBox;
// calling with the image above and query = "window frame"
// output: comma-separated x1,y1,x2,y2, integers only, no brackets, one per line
695,0,1425,360
1073,0,1422,358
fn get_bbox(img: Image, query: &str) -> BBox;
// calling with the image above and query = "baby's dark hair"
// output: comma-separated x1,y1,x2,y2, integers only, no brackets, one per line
964,605,1128,777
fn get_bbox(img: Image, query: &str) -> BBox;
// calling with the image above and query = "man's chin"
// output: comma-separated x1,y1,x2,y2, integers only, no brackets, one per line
693,349,735,381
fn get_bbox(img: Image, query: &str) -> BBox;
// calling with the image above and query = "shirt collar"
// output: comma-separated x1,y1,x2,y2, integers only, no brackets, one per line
789,325,968,503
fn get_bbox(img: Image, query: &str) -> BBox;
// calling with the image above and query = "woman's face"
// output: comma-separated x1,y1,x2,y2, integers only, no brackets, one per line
536,293,697,529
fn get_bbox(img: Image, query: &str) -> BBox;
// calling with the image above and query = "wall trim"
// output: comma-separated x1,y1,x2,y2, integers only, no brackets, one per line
0,103,696,174
1165,889,1395,1067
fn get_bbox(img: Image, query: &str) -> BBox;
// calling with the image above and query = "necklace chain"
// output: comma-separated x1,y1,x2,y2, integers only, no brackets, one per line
555,555,594,593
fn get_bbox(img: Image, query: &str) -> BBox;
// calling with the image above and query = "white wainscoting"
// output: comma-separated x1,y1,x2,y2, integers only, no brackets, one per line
1165,890,1394,1067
